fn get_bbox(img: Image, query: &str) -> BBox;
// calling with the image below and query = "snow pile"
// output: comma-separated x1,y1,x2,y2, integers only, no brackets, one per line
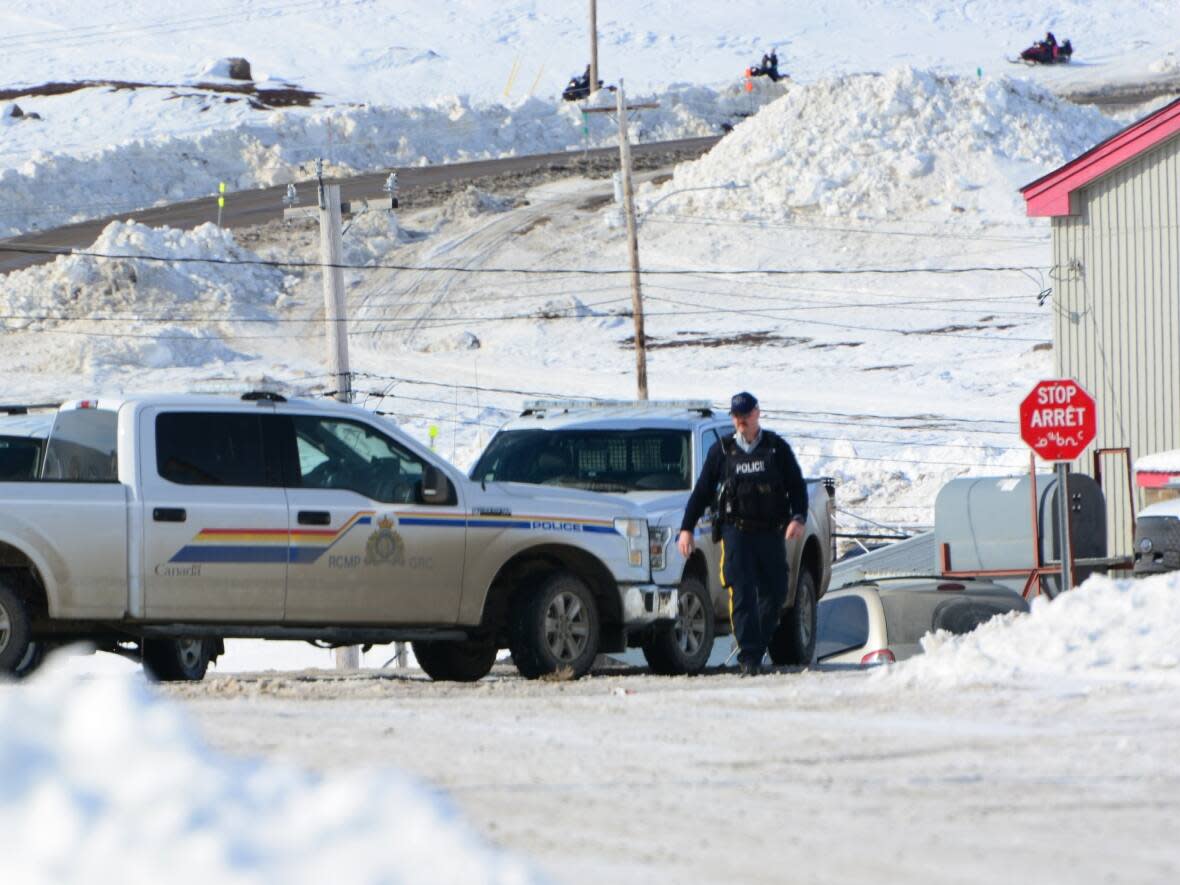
641,68,1119,222
441,186,523,221
0,220,284,331
0,221,287,374
880,572,1180,688
0,669,539,885
1136,449,1180,474
0,81,781,238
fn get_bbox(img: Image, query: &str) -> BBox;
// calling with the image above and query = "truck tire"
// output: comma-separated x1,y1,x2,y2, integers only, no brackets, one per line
642,576,714,675
510,572,600,680
412,639,497,682
0,582,33,676
15,641,46,678
768,569,818,666
142,638,214,682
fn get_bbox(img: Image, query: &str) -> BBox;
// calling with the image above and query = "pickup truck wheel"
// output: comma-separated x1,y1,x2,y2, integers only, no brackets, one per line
412,639,497,682
142,638,214,682
15,642,46,678
768,568,817,666
642,576,714,675
0,583,33,676
510,573,600,680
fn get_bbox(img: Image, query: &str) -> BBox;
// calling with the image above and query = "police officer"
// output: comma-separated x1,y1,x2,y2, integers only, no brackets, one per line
677,392,808,676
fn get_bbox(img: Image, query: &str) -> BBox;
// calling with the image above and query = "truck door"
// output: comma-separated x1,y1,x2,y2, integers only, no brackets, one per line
278,413,466,625
140,408,288,620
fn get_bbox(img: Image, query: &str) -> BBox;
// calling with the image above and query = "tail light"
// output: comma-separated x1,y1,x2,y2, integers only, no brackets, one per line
937,582,964,591
860,649,896,666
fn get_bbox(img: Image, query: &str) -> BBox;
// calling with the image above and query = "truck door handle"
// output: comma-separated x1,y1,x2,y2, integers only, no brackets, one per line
153,507,186,523
298,510,331,526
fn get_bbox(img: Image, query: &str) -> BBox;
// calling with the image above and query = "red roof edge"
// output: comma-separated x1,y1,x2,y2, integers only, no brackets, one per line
1020,96,1180,217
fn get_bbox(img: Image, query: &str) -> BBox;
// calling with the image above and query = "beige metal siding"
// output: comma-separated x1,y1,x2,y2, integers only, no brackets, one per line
1051,133,1180,557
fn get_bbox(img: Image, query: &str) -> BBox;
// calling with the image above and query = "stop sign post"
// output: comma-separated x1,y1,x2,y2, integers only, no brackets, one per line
1019,379,1098,594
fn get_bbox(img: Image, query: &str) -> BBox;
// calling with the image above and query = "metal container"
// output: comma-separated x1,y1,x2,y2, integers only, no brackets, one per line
935,473,1107,594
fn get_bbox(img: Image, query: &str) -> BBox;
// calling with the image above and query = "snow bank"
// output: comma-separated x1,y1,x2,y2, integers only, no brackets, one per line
880,572,1180,688
1137,449,1180,474
0,81,782,238
0,668,539,885
0,220,285,373
642,68,1119,222
0,220,284,331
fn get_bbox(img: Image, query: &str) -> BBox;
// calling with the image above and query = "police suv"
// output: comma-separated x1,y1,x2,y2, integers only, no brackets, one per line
472,400,836,674
0,393,680,682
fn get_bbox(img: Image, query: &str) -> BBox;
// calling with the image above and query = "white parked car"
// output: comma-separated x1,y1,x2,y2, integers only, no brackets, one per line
815,576,1028,666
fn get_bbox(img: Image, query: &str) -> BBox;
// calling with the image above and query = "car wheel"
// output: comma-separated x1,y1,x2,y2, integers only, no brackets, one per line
412,639,497,682
15,641,46,678
768,569,818,666
142,637,215,682
0,582,33,676
510,572,600,680
642,576,714,675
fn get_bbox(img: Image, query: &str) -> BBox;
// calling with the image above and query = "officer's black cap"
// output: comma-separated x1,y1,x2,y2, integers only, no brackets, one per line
729,391,758,415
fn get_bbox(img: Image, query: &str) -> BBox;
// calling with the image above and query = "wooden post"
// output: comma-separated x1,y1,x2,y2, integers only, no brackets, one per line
616,81,648,400
589,0,599,97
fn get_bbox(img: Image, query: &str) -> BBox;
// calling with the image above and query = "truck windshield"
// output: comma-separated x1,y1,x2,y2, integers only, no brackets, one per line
472,429,691,493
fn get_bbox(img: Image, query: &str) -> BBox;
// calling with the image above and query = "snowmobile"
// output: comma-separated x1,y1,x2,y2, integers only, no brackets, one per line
1015,36,1073,64
562,66,604,101
746,51,785,82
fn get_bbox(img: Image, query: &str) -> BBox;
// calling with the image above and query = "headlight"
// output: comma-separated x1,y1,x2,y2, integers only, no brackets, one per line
613,517,648,567
648,526,671,570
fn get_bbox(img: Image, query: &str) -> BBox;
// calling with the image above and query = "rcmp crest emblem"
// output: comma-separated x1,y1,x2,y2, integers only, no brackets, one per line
365,514,405,566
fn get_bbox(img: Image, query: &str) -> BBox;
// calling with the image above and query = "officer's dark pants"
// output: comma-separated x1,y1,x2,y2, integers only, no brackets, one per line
720,524,788,665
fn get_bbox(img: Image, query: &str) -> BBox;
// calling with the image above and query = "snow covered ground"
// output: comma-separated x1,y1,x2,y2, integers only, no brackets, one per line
7,572,1179,884
1,1,1178,234
3,3,1180,880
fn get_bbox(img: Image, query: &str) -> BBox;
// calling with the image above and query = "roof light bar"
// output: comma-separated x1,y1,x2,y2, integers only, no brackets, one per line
521,399,713,415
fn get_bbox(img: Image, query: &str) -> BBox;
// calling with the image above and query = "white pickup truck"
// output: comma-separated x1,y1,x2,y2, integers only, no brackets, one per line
471,400,836,674
0,394,680,682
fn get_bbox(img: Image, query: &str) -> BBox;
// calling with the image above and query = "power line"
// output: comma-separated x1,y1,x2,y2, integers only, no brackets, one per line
0,243,1047,277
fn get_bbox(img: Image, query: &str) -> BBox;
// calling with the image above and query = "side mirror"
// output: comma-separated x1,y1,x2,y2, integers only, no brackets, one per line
418,465,455,506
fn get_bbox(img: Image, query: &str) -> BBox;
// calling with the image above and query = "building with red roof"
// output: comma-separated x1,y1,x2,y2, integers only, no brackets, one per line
1020,97,1180,555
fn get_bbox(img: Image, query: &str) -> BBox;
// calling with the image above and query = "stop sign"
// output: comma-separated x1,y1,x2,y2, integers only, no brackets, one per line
1019,379,1097,462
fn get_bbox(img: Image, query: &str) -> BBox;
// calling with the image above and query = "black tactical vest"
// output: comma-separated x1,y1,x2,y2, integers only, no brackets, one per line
719,432,788,529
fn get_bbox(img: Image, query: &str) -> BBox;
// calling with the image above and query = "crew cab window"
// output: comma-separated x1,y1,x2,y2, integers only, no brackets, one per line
472,429,691,492
291,416,424,504
0,436,42,480
42,408,119,482
156,412,278,487
815,595,869,660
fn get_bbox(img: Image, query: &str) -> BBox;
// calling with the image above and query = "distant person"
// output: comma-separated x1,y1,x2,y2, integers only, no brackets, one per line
677,392,808,676
767,49,781,81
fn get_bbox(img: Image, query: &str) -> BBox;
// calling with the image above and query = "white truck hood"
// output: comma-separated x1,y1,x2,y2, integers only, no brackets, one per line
481,481,648,521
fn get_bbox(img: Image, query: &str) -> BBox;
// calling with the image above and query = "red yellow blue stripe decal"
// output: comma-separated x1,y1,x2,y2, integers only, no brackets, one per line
169,510,616,564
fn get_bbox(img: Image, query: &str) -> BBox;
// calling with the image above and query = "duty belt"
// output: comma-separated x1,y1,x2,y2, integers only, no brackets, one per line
728,517,783,533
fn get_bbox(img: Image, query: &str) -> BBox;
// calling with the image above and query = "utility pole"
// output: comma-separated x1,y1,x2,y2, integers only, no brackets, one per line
317,162,352,405
588,0,599,97
316,159,358,670
585,83,658,399
616,81,647,399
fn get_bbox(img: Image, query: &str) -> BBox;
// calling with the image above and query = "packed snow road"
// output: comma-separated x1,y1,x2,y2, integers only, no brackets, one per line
165,662,1180,884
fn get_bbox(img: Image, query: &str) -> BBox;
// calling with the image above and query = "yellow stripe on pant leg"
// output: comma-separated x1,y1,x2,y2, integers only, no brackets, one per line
720,538,735,636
